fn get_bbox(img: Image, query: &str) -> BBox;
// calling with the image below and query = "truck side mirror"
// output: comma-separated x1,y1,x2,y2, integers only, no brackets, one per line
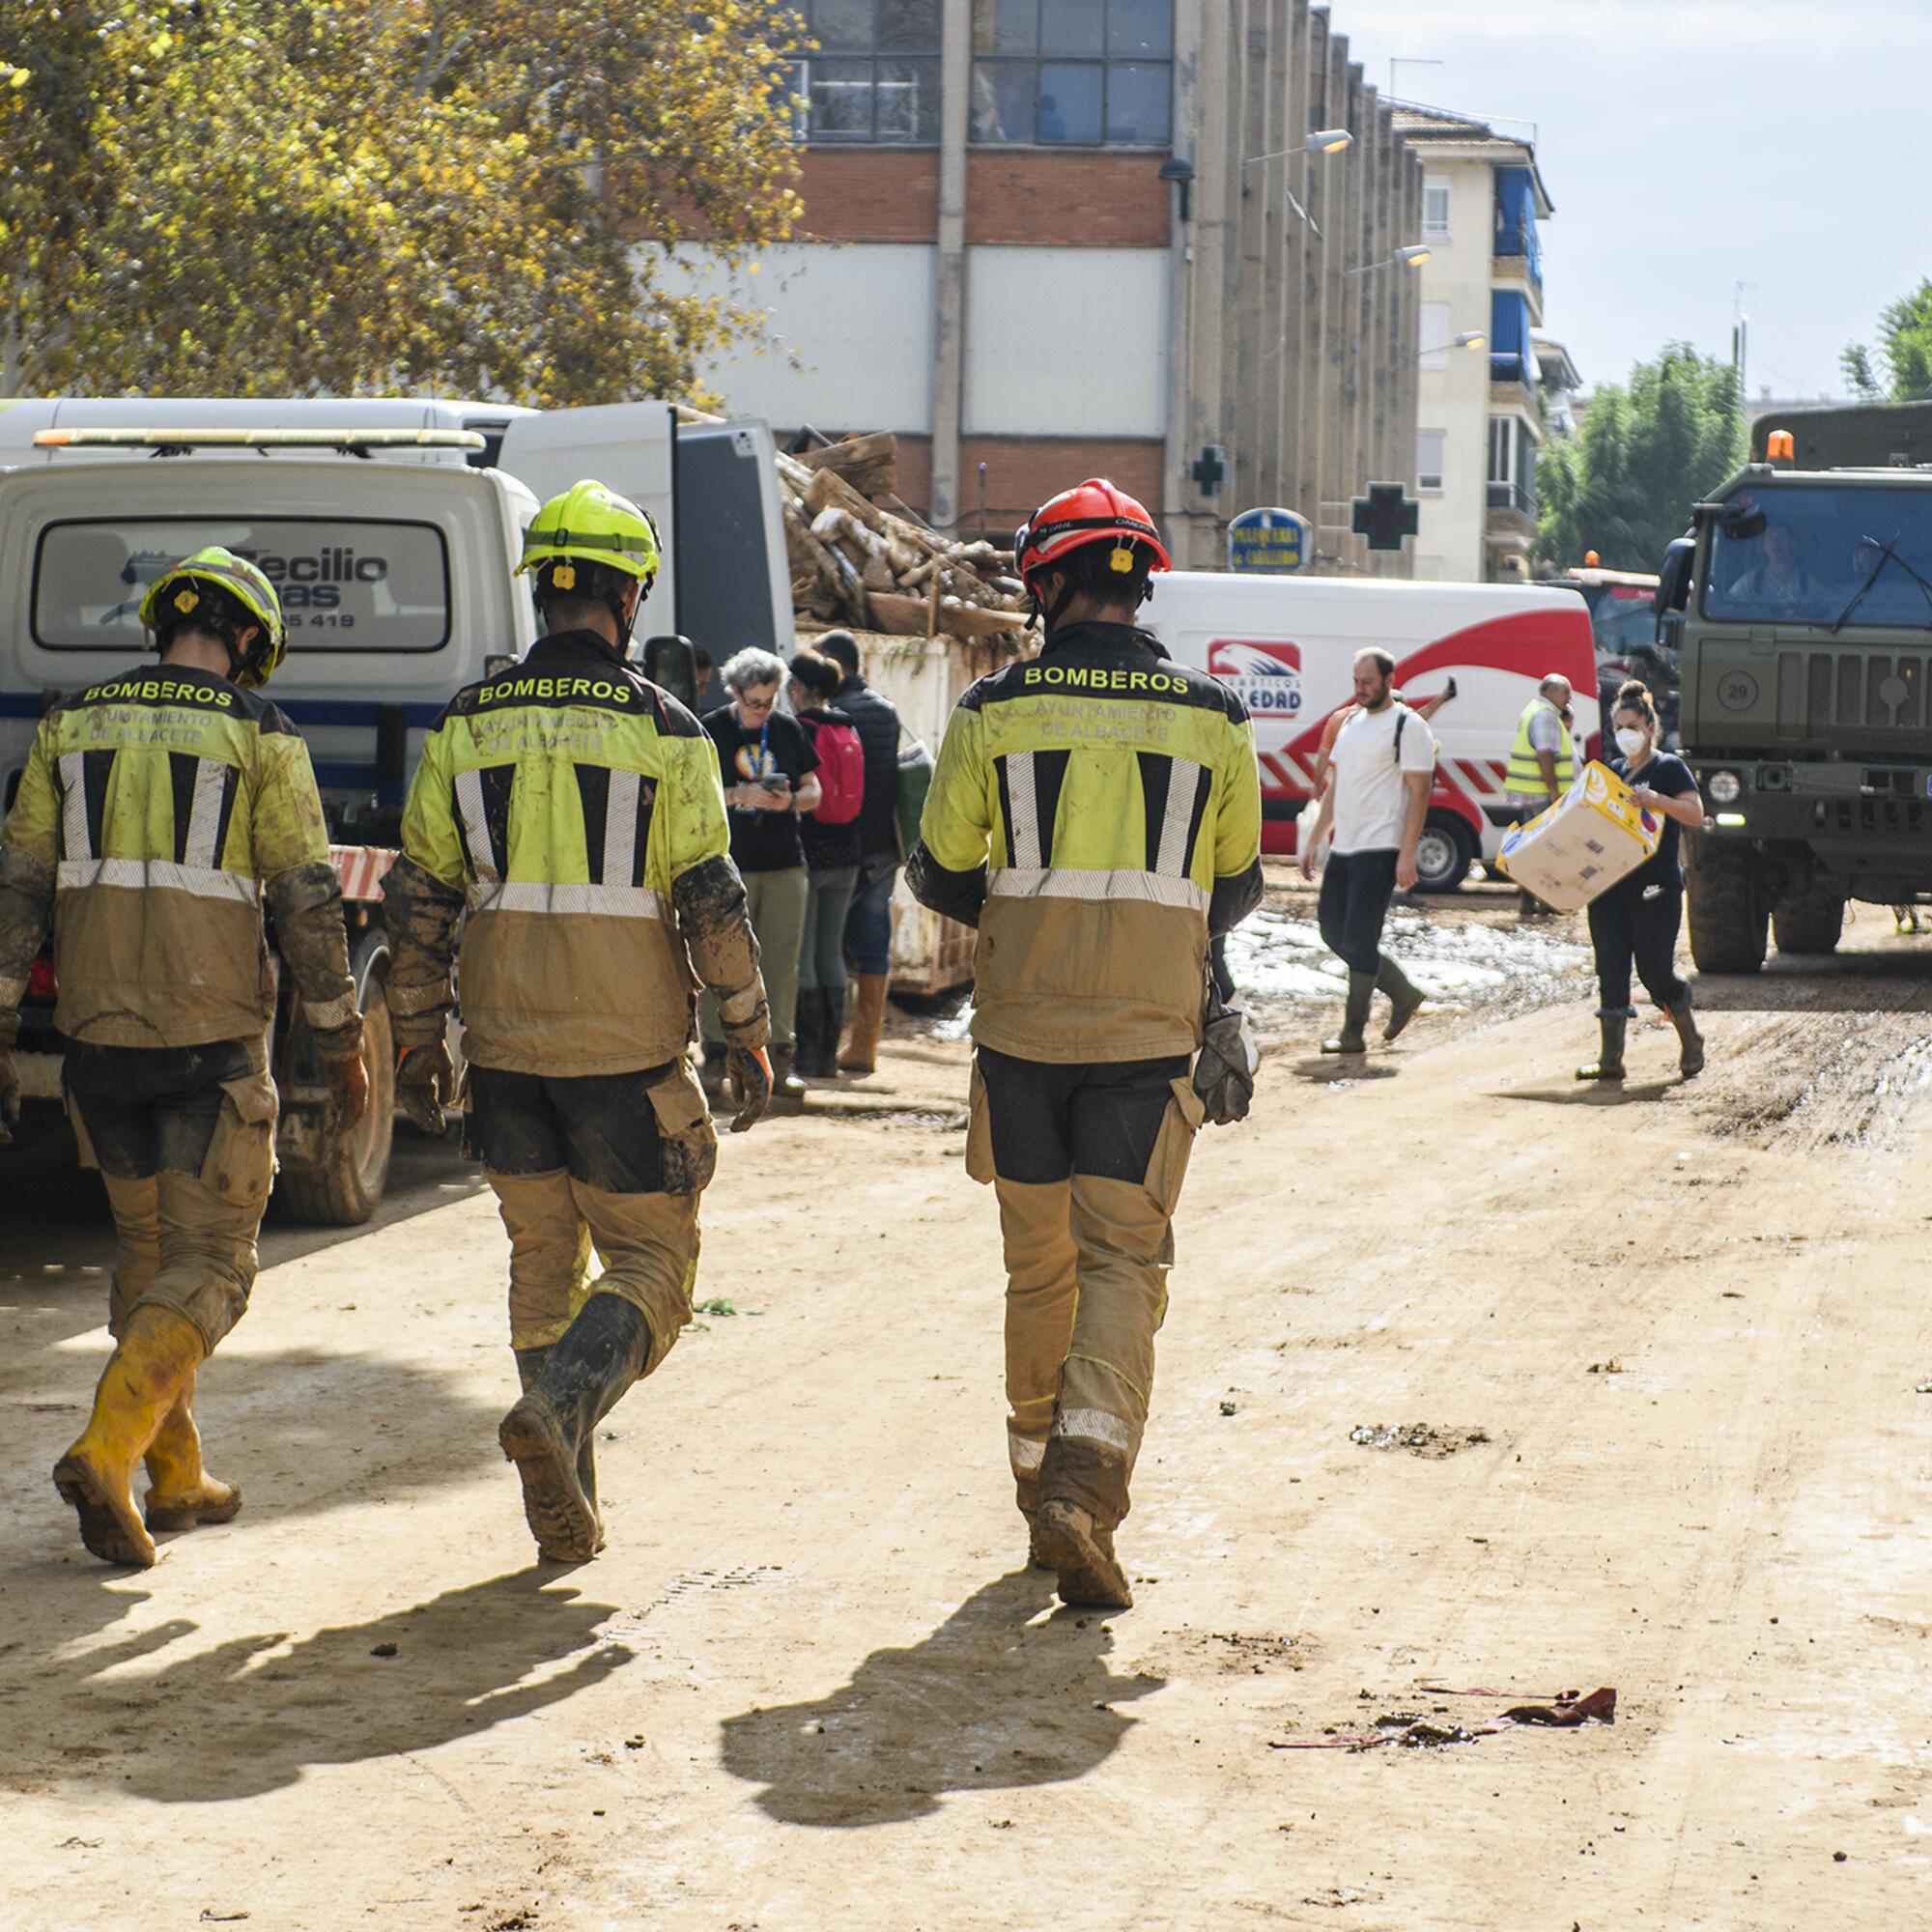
642,634,698,710
1654,536,1694,639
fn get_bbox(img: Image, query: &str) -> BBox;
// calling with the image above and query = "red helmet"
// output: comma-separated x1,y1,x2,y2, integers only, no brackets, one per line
1015,478,1172,585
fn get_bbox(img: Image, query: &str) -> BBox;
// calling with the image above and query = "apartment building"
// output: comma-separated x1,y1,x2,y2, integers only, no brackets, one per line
1396,102,1568,582
689,0,1424,574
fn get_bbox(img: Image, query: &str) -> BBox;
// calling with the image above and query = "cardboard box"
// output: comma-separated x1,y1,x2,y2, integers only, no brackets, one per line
1496,761,1661,912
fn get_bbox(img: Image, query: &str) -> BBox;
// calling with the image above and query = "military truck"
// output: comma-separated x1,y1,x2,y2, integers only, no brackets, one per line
0,398,791,1219
1656,399,1932,972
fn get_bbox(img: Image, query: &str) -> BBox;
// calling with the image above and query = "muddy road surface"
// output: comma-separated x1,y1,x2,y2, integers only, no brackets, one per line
5,883,1931,1929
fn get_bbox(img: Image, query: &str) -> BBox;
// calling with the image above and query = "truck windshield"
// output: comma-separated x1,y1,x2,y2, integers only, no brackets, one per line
1702,485,1932,631
33,517,451,652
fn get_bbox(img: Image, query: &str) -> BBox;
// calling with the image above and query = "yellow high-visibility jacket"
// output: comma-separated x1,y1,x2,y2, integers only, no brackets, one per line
0,665,355,1049
385,630,767,1076
909,621,1264,1063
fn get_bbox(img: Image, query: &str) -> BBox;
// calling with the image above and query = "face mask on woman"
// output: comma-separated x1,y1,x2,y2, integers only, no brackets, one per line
1614,726,1649,760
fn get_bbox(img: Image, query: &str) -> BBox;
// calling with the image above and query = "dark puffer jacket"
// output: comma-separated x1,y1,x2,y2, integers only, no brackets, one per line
834,672,904,861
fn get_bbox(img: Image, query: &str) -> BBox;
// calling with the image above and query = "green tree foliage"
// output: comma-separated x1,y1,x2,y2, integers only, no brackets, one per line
1535,344,1746,573
1840,280,1932,403
0,0,803,405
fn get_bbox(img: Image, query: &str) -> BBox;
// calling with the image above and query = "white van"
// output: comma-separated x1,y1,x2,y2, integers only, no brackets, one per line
1146,572,1601,889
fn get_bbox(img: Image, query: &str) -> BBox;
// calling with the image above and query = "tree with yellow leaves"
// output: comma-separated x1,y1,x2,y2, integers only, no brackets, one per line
0,0,803,405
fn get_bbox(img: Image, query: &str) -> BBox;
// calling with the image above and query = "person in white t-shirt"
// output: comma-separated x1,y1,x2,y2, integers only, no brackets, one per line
1296,647,1436,1055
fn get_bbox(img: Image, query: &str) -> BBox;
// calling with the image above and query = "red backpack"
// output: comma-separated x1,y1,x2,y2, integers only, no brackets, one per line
809,716,866,825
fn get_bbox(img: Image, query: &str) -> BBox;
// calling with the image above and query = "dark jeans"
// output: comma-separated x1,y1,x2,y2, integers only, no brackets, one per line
1588,878,1688,1014
843,853,898,977
1317,848,1400,976
64,1038,258,1178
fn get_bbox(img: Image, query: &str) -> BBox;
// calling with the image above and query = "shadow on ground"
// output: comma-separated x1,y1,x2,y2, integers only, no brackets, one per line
719,1569,1163,1827
0,1570,625,1801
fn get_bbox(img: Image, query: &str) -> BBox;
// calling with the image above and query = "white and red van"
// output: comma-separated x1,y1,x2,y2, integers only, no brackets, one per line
1146,573,1601,890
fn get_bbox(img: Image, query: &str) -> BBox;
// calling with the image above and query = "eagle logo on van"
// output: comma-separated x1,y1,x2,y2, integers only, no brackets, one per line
1208,639,1303,716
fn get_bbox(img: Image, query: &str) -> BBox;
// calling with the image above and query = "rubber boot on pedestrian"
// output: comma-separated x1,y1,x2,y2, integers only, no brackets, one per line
1376,954,1425,1041
838,972,890,1075
53,1304,208,1569
1320,971,1377,1056
698,1040,728,1104
1034,1499,1133,1611
512,1344,596,1520
1576,1010,1629,1083
769,1041,809,1108
142,1370,242,1532
498,1293,651,1562
1664,987,1705,1079
791,989,827,1078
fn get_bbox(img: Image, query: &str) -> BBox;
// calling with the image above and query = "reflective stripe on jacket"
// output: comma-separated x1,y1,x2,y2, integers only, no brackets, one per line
0,665,350,1046
1505,696,1576,798
915,622,1263,1064
396,631,735,1075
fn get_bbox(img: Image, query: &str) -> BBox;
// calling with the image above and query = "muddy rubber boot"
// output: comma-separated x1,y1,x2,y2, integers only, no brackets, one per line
142,1370,242,1532
698,1041,728,1104
1665,989,1706,1079
838,972,889,1075
54,1305,208,1569
1320,971,1377,1056
790,990,824,1078
1376,954,1425,1041
513,1345,597,1517
1576,1011,1629,1083
498,1293,650,1563
1035,1499,1133,1611
769,1041,809,1106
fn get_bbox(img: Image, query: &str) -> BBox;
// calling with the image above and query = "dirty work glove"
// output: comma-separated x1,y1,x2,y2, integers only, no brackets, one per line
726,1044,772,1134
1193,995,1260,1127
396,1039,455,1136
0,1021,18,1148
324,1049,370,1140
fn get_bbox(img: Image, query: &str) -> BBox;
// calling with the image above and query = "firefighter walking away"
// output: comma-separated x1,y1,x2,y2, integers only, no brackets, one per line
908,479,1264,1609
0,549,366,1568
384,481,772,1565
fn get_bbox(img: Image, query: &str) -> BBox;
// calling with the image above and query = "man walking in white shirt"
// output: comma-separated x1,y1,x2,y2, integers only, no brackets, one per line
1298,648,1435,1055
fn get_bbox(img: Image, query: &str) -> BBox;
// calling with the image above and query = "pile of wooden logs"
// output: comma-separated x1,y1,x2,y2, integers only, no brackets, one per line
776,432,1030,643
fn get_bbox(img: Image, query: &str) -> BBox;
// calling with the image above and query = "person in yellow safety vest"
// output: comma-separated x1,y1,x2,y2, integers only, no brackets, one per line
0,547,367,1569
907,478,1264,1611
384,480,772,1565
1505,673,1577,819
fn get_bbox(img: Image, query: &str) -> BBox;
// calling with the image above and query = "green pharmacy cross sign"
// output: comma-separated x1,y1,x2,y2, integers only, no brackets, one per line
1351,482,1420,553
1227,506,1311,574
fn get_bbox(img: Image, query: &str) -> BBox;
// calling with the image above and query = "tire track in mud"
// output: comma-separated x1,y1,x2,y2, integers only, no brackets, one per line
1692,1010,1932,1151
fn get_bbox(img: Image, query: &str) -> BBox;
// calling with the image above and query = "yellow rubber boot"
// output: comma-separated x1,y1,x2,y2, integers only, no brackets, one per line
143,1370,242,1532
53,1305,207,1568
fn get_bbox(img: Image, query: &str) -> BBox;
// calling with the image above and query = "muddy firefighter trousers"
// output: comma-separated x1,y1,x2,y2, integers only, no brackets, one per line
969,1046,1203,1531
63,1039,278,1351
464,1062,715,1364
1586,876,1687,1015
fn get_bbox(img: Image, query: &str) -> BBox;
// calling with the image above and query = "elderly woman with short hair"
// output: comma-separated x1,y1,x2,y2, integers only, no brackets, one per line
699,648,821,1097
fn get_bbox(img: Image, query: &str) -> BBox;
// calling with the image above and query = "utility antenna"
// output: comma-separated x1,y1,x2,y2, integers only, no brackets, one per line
1732,280,1759,399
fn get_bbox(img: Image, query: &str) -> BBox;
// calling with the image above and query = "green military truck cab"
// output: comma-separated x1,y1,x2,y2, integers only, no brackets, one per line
1660,400,1932,972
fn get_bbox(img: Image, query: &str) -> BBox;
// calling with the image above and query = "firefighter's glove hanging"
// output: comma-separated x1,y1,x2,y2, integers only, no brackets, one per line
397,1039,456,1136
0,1015,19,1148
726,1044,772,1134
1193,989,1260,1127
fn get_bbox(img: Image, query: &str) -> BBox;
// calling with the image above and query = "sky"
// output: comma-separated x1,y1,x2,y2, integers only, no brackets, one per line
1329,0,1931,400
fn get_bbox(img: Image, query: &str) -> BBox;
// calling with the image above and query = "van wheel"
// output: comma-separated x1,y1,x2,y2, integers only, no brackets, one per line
1414,815,1475,894
275,962,397,1226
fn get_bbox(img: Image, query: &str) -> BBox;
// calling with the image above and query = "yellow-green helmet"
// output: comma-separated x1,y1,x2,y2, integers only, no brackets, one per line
518,479,662,597
138,546,286,688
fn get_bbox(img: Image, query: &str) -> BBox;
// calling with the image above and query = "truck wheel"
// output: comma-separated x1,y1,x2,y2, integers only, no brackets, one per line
1414,814,1475,894
1685,831,1768,974
275,969,397,1227
1772,869,1846,956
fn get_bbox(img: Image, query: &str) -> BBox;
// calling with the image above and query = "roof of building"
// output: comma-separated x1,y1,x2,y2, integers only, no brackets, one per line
1533,333,1582,391
1391,99,1553,214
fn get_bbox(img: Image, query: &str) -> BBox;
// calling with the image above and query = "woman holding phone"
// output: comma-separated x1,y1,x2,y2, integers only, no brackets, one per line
701,649,821,1098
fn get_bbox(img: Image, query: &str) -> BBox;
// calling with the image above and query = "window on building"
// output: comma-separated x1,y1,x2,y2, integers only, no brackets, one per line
1489,290,1532,384
1422,177,1451,242
1418,301,1450,370
970,0,1173,145
788,0,943,144
1417,429,1446,494
1488,415,1537,514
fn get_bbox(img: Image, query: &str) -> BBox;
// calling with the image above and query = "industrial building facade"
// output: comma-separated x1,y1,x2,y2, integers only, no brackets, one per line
692,0,1426,574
